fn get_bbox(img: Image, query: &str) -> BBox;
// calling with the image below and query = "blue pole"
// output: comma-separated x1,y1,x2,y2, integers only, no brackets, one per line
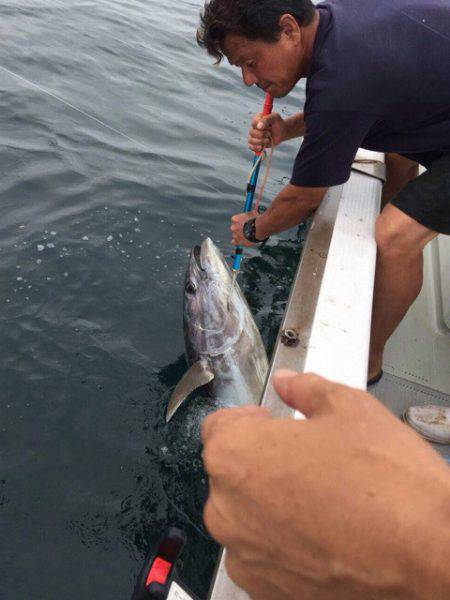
230,93,273,275
231,154,263,272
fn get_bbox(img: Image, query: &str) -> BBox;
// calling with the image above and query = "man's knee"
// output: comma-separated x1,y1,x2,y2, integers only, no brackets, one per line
375,205,436,256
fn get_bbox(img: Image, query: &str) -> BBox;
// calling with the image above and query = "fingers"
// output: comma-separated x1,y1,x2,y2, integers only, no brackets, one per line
230,210,257,224
248,131,272,153
230,211,258,246
230,231,256,247
248,114,273,152
272,370,337,418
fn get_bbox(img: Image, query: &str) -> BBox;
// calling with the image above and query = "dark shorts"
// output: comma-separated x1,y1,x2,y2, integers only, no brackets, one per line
391,151,450,234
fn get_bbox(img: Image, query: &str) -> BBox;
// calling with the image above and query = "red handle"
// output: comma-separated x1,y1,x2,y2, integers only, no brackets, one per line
255,93,273,156
262,93,273,116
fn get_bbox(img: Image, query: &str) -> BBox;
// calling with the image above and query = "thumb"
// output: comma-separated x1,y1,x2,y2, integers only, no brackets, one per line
272,370,334,418
256,113,279,130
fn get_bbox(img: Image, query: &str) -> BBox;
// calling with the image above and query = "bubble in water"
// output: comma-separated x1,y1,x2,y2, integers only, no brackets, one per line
37,245,45,252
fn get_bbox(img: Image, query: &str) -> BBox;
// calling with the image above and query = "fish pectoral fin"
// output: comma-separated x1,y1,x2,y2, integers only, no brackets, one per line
166,361,214,422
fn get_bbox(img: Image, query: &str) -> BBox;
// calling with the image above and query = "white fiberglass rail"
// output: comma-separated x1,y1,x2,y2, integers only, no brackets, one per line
207,150,384,600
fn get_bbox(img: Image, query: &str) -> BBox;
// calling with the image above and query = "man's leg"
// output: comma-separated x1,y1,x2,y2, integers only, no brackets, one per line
368,204,437,380
368,153,423,380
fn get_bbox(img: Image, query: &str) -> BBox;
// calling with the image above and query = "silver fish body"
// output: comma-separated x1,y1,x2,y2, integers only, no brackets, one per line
166,238,268,421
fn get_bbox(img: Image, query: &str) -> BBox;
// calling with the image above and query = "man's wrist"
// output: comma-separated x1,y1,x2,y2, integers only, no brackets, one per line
255,214,271,241
244,217,269,244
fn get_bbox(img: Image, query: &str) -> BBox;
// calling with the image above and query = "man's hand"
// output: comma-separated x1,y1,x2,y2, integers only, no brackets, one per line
248,111,306,153
230,210,258,247
248,112,287,153
202,371,450,600
230,183,326,247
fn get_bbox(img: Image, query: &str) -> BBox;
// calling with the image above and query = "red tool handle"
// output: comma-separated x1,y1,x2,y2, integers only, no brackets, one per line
256,93,273,156
262,93,273,116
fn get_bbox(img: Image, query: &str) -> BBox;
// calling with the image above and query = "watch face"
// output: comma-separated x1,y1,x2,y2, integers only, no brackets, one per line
243,218,255,242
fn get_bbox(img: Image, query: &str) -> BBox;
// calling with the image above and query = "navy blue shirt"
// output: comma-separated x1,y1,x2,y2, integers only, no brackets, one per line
291,0,450,188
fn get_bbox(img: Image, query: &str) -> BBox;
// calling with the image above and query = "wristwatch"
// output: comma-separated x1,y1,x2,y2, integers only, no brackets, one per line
242,217,269,244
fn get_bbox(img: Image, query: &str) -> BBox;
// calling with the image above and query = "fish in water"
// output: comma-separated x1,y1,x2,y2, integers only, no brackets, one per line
166,238,269,422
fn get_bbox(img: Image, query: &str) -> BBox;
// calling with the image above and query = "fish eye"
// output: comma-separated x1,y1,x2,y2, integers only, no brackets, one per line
185,281,197,294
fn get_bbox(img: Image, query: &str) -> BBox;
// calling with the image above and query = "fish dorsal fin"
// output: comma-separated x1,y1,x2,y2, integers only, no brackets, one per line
166,360,214,422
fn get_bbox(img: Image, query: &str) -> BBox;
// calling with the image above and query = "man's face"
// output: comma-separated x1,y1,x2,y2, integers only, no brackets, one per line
223,29,304,98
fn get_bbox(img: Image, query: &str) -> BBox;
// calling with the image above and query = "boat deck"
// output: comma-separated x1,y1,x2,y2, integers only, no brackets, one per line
372,235,450,464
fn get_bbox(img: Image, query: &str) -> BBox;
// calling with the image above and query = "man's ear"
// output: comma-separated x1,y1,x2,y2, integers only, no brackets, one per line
278,13,302,44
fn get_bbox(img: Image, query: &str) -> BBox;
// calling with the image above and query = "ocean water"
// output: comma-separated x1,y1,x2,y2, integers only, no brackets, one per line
0,1,306,598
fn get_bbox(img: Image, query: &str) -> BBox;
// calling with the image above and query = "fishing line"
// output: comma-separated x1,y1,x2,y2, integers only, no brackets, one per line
0,64,224,195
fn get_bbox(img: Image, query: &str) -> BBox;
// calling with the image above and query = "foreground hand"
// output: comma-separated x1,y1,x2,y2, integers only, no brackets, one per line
202,371,450,600
230,210,258,247
248,112,287,153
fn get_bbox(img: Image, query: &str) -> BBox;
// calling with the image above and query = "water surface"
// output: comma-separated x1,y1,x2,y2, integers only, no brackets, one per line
0,1,306,598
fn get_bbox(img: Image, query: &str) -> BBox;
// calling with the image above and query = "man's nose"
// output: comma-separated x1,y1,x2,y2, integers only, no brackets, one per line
241,67,257,87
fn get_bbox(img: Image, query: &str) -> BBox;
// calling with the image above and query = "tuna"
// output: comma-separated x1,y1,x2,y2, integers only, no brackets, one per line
166,238,269,422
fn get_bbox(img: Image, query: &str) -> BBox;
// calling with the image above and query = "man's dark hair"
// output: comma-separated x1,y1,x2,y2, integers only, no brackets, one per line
197,0,315,63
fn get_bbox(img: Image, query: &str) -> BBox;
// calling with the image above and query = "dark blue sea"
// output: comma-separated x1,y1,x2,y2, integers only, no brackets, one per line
0,1,306,598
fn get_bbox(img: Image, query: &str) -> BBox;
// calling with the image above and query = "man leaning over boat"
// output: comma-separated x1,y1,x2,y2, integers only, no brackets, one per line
197,0,450,439
195,0,450,598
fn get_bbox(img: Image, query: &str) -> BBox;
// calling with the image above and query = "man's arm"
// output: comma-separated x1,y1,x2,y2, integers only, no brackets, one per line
255,183,327,239
283,111,306,141
230,184,327,247
202,371,450,600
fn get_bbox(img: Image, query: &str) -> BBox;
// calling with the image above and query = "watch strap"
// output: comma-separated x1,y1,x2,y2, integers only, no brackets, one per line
243,217,269,244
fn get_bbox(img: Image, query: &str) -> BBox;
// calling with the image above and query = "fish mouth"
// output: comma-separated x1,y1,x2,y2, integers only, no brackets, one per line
189,238,231,281
192,245,204,271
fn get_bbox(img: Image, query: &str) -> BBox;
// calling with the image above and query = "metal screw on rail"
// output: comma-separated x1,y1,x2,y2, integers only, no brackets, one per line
228,93,274,305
